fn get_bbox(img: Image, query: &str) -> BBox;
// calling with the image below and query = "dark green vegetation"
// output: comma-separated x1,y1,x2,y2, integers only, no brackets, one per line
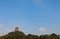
0,31,60,39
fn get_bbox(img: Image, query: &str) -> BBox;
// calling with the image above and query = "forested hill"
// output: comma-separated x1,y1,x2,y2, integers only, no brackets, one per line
0,31,60,39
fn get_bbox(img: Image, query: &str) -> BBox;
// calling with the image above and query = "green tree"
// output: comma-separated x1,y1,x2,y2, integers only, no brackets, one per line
5,31,25,39
0,36,4,39
25,34,38,39
49,33,58,39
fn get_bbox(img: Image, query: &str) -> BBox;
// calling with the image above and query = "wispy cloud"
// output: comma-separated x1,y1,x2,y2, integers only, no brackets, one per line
38,27,46,32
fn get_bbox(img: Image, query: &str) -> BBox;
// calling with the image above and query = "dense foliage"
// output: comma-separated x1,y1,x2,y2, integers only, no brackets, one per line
0,31,60,39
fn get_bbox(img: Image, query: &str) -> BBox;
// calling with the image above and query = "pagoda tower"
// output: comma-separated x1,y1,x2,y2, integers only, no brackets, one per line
15,27,19,32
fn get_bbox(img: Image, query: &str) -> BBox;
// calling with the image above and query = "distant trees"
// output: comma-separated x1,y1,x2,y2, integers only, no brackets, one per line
49,33,58,39
0,31,60,39
0,36,4,39
25,34,39,39
4,31,25,39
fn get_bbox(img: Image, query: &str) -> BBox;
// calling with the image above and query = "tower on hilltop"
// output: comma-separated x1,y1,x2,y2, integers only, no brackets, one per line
15,27,19,32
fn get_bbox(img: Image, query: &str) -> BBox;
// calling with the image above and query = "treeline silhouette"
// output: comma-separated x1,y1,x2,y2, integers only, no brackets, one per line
0,31,60,39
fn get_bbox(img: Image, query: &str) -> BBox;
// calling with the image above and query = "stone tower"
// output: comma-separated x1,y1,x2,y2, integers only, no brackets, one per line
15,27,19,32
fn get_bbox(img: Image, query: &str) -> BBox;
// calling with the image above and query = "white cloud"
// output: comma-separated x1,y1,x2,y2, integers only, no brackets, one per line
39,27,46,32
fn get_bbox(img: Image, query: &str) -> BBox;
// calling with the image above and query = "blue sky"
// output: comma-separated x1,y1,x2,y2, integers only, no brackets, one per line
0,0,60,35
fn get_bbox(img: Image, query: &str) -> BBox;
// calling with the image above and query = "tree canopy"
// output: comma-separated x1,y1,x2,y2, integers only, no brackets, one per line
0,31,60,39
